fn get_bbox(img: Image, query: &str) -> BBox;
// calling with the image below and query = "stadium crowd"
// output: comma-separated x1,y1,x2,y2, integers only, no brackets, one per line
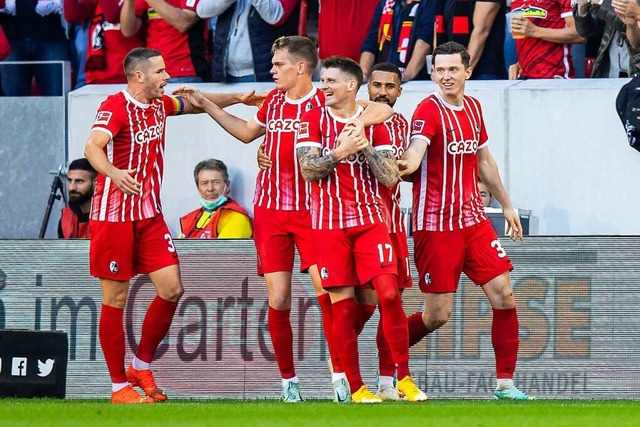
2,0,640,96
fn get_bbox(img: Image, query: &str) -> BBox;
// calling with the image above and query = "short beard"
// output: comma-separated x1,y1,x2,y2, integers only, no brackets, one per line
69,192,92,208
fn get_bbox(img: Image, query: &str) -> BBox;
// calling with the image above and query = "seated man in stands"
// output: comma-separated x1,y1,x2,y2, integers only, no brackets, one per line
58,158,97,239
179,158,252,239
479,179,495,208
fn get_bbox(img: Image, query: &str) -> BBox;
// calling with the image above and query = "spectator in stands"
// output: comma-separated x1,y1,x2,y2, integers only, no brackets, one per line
317,0,379,61
360,0,435,82
58,158,97,239
179,158,252,239
196,0,299,82
120,0,208,82
508,0,585,79
573,0,638,77
0,12,8,61
0,0,70,96
65,0,144,86
479,179,494,207
435,0,507,79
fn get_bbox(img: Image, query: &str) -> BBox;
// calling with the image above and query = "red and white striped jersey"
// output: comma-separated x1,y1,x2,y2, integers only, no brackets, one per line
409,92,488,232
89,90,184,222
253,87,324,211
296,106,394,230
378,112,409,234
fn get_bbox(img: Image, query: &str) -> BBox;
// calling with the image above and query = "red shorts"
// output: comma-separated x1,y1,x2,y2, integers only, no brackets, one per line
89,214,179,281
413,220,513,293
253,206,316,276
390,230,412,289
314,223,397,289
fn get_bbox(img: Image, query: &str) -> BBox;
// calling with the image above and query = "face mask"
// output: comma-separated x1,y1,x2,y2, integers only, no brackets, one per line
200,194,227,211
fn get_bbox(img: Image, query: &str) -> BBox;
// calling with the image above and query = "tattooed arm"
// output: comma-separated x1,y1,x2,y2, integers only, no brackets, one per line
297,125,367,182
297,146,342,182
362,145,399,188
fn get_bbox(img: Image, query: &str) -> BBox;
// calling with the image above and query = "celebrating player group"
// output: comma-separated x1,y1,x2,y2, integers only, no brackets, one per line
85,37,533,404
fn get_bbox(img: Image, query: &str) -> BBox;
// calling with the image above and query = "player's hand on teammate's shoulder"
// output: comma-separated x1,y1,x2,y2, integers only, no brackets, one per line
256,143,272,170
109,168,141,196
240,90,267,107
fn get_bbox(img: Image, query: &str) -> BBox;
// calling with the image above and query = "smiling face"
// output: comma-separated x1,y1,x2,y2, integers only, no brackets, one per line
368,70,402,107
320,67,355,108
141,55,170,100
432,53,472,105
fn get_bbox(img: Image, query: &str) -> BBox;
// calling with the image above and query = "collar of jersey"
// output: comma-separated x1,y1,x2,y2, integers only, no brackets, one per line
327,105,364,123
122,89,150,108
435,91,464,111
285,86,318,105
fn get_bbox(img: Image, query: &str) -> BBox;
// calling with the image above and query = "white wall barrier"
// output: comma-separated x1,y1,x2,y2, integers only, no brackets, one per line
0,238,638,399
68,79,640,236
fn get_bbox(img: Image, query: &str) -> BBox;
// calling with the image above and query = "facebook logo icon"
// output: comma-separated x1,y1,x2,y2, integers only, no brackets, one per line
11,357,27,376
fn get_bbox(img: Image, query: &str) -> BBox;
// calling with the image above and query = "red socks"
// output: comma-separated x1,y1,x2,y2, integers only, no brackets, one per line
99,304,126,383
372,274,410,379
268,307,296,379
136,296,178,363
354,303,376,335
408,311,430,347
376,312,395,377
492,308,519,379
317,293,342,372
331,298,363,393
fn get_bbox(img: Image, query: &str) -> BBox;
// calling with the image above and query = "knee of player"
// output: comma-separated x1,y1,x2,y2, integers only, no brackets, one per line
268,293,292,310
423,309,451,331
159,284,184,302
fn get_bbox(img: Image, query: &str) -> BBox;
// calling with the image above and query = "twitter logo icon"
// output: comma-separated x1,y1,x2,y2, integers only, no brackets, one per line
37,359,55,377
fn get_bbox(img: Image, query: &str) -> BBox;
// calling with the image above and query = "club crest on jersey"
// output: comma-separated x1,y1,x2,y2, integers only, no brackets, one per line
94,111,112,126
412,119,425,135
424,273,432,286
305,102,313,112
320,267,329,280
298,122,310,139
475,124,481,133
109,261,119,274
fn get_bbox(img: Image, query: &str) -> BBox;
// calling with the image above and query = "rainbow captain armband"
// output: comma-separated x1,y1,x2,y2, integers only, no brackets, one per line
169,95,186,115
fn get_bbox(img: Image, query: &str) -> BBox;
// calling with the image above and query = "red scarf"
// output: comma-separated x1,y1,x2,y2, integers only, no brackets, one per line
85,4,106,71
376,0,421,69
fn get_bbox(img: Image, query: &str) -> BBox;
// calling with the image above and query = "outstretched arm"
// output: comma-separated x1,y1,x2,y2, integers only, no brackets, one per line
477,146,523,240
180,87,264,143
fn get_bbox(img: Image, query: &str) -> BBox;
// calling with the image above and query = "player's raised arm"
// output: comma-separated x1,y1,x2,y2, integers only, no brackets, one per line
179,86,265,143
356,99,393,126
84,130,141,195
477,145,523,241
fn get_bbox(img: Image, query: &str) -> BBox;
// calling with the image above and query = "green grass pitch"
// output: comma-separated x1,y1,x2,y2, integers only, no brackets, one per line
1,399,640,427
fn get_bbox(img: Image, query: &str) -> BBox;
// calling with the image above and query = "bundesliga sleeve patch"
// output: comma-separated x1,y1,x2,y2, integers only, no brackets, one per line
94,111,112,126
297,122,310,139
412,119,425,135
